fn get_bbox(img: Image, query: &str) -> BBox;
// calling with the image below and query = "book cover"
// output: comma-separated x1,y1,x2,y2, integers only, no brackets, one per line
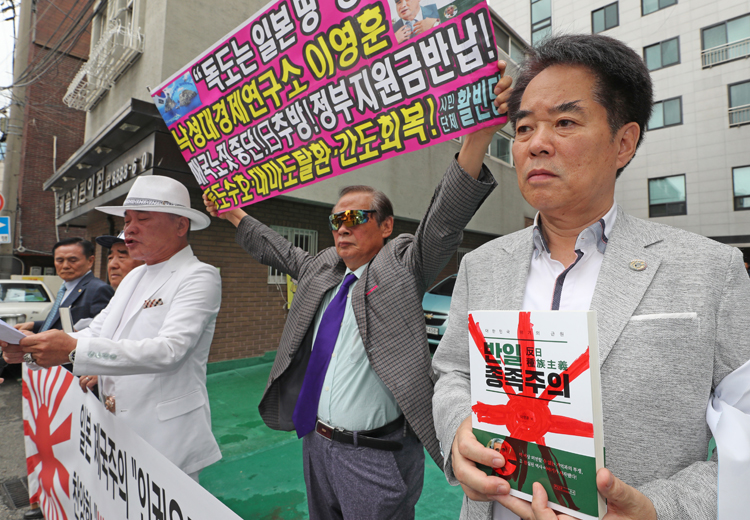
469,310,605,520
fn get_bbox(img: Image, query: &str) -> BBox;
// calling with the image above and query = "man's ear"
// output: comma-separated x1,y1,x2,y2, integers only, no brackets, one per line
616,122,640,171
380,216,394,240
176,216,191,238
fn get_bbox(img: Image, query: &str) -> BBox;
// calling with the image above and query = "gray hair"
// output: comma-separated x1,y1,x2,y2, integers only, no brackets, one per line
337,185,394,225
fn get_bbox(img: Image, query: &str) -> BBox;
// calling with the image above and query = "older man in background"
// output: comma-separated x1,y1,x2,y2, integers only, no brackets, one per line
17,238,114,334
78,231,145,394
203,63,512,520
97,231,145,290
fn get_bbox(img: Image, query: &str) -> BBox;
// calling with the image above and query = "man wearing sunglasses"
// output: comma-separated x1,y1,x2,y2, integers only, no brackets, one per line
204,63,512,520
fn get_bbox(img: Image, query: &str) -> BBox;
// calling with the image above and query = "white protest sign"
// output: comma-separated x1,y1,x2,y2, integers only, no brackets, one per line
22,366,242,520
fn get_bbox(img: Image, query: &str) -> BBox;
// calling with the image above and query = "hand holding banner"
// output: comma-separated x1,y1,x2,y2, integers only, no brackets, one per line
151,0,507,212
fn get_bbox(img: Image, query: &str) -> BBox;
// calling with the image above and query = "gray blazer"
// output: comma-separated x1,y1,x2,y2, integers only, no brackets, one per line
237,159,496,466
432,208,750,520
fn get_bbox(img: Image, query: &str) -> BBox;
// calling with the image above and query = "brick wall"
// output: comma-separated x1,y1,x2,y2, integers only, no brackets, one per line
16,1,90,268
33,0,91,59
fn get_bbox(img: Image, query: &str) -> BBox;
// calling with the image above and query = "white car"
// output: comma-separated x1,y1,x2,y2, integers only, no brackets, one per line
0,280,55,327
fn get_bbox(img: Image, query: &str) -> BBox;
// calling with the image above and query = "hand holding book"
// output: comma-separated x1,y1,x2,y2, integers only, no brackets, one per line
451,416,511,502
494,470,657,520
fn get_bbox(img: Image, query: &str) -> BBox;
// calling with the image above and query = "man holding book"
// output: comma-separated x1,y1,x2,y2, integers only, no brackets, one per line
432,34,750,520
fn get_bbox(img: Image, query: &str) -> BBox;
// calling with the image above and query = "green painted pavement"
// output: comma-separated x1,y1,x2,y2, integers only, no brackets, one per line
201,358,465,519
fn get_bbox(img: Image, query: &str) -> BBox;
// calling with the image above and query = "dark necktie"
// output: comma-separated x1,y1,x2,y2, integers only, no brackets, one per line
292,273,358,438
41,284,67,332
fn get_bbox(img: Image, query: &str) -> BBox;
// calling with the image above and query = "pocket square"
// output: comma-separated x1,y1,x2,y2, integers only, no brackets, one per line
143,298,164,309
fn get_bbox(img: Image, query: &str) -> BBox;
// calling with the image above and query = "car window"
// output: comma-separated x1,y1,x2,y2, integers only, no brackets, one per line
429,277,456,297
0,284,51,303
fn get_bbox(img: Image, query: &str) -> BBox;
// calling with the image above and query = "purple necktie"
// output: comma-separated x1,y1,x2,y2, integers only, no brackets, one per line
293,273,358,438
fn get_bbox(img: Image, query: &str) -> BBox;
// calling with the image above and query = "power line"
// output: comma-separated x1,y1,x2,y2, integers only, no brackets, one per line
4,0,98,90
12,0,96,87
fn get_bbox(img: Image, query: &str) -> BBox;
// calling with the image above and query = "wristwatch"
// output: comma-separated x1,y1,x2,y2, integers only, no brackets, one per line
68,349,76,364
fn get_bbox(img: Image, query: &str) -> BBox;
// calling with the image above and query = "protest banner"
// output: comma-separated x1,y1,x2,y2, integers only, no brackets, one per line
151,0,507,212
22,366,241,520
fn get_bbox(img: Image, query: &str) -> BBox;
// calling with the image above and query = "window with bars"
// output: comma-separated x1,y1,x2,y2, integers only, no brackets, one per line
644,37,680,71
729,80,750,127
267,226,318,284
701,14,750,67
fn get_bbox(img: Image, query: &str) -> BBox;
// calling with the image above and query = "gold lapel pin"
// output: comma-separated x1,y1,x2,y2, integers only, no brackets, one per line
629,260,647,271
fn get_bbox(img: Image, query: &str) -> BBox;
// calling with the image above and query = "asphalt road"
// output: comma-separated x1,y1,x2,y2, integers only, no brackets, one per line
0,363,32,520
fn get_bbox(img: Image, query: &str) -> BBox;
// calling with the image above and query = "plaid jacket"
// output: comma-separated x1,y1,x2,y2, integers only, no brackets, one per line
237,159,496,466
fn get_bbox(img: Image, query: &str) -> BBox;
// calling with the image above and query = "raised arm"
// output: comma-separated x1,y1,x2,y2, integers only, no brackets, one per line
402,62,512,289
203,194,313,281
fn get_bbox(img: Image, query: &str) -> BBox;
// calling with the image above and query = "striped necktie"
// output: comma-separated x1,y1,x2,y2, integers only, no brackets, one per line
41,284,67,332
292,273,358,437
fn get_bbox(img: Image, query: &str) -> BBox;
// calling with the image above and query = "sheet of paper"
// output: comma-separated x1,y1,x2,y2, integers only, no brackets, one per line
0,319,27,344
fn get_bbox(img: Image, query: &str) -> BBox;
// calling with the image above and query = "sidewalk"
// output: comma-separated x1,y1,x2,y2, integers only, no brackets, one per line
0,364,31,520
201,355,465,519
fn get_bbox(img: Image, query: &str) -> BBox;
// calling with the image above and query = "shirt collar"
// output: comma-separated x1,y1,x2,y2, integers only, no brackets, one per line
65,271,90,292
346,264,367,280
532,202,617,259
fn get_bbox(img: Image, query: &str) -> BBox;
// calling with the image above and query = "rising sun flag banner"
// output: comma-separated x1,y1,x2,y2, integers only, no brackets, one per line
22,366,242,520
469,310,607,520
151,0,507,212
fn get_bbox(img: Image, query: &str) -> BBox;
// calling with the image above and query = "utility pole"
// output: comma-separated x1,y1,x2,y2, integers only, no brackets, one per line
0,0,32,276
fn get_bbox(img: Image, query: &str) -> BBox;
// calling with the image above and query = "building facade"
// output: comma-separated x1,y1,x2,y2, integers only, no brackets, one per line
38,0,533,360
490,0,750,255
0,0,92,277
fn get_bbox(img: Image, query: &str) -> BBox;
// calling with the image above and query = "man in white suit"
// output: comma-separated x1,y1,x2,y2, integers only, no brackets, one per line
432,34,750,520
2,175,222,481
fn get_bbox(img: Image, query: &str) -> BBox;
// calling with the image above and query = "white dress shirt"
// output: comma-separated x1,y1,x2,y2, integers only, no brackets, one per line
496,202,616,520
61,271,89,303
522,203,617,312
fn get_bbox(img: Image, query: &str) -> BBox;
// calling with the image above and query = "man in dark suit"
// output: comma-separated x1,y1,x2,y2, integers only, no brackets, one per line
203,65,512,520
18,238,114,333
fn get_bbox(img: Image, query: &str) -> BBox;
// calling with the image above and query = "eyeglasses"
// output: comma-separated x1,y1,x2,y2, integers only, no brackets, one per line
328,209,377,231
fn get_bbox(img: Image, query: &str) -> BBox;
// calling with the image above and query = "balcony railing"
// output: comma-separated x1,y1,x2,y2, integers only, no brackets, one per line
729,104,750,127
702,37,750,68
63,20,144,111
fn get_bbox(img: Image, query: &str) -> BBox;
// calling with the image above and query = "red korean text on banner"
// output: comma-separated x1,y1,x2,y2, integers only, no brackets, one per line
22,366,243,520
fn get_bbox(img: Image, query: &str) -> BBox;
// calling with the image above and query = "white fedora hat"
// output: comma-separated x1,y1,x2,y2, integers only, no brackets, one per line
96,175,211,230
